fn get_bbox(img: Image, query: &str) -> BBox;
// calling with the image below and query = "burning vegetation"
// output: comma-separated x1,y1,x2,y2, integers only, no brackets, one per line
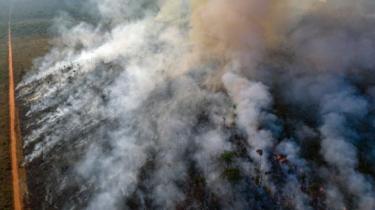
15,0,375,210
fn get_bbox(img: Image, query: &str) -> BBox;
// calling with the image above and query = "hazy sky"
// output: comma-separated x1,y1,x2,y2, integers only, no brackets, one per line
0,0,81,22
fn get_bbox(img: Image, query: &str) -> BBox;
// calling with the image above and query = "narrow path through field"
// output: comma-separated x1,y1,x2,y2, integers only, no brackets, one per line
8,20,23,210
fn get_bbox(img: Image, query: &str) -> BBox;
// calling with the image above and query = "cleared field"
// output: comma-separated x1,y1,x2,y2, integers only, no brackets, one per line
0,2,55,204
0,11,53,210
0,19,12,210
0,1,87,208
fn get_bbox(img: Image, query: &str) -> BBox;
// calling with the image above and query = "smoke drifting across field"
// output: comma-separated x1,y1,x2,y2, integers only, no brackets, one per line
17,0,375,209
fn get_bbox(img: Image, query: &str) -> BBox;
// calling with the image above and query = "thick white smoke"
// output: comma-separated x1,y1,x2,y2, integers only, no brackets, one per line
17,0,375,210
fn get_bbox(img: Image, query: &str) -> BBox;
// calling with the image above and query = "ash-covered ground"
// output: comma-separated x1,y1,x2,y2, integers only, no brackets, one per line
17,0,375,210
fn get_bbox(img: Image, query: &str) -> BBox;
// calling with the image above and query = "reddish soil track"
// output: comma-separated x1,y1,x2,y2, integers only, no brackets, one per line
8,23,23,210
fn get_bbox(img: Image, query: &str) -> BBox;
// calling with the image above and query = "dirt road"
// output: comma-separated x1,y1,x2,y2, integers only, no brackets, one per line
8,22,23,210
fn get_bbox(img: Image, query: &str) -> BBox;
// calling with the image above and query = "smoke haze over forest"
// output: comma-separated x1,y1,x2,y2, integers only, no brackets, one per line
10,0,375,209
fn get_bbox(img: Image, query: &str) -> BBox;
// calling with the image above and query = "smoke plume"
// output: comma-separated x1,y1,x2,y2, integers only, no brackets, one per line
17,0,375,209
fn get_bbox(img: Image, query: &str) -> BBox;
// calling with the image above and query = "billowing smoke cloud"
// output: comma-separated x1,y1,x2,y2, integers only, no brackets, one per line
17,0,375,210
